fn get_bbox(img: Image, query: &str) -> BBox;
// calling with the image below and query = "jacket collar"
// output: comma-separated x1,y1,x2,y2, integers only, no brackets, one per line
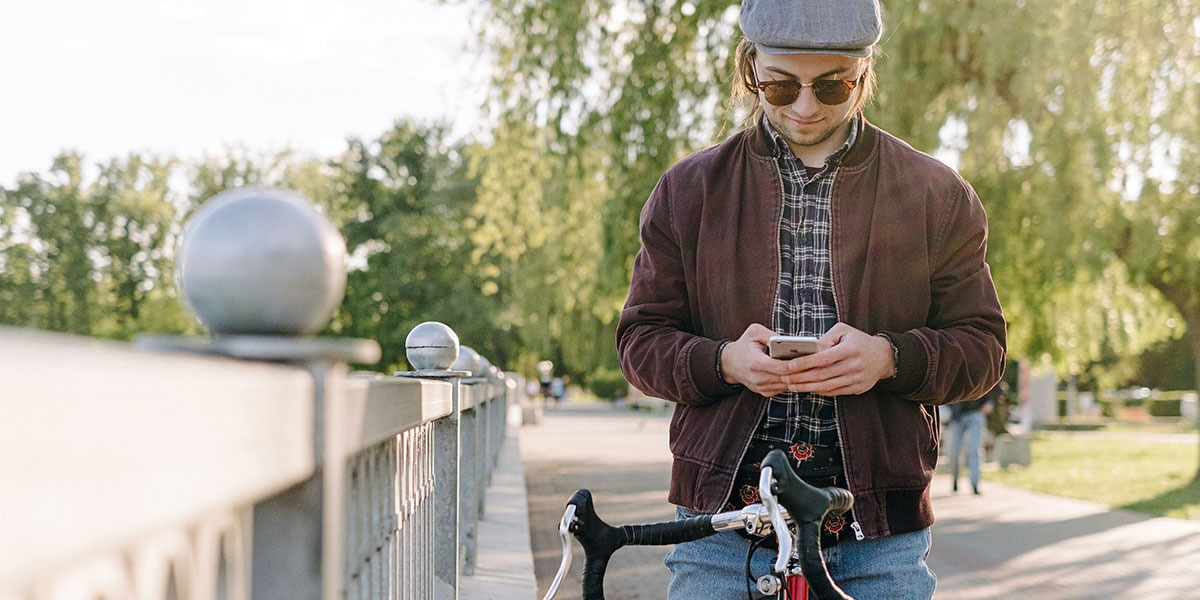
747,114,876,168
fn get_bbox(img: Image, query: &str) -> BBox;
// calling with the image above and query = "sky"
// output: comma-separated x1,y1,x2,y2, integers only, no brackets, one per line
0,0,487,187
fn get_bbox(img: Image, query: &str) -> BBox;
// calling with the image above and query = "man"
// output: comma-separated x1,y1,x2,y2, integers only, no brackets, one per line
946,382,1005,495
615,0,1007,598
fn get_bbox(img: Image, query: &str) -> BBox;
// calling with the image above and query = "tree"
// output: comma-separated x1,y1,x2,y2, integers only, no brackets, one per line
0,152,193,338
469,0,741,381
870,0,1194,382
3,154,99,334
325,121,512,372
89,155,193,338
1101,2,1200,476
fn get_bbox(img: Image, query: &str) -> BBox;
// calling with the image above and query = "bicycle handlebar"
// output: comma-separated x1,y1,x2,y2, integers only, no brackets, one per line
563,489,717,600
762,449,854,600
549,449,855,600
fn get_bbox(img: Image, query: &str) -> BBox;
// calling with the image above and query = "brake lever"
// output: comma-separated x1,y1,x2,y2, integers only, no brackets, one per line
541,503,578,600
758,465,794,576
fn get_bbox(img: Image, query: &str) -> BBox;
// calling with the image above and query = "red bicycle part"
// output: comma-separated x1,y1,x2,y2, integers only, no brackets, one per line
786,574,810,599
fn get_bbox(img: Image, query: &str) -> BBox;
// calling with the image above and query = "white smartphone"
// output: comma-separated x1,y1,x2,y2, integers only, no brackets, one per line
768,335,820,360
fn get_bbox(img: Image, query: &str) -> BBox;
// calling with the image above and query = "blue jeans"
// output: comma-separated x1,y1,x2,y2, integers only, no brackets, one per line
666,507,935,599
946,411,987,488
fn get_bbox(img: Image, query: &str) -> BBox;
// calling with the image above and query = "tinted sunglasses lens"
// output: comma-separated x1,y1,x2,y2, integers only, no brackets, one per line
813,81,852,105
761,81,853,106
763,82,801,106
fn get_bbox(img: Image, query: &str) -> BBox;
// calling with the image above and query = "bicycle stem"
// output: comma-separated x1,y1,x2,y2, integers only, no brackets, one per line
709,502,791,534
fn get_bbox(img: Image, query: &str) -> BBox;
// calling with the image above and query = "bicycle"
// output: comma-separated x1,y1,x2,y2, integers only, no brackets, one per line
540,448,855,600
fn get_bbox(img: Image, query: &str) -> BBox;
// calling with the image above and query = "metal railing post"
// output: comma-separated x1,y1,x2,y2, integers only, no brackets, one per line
459,385,480,576
475,381,488,524
432,377,462,599
450,346,485,577
394,322,470,599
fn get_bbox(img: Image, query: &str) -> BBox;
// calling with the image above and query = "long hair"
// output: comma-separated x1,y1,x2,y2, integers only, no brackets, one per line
728,38,878,130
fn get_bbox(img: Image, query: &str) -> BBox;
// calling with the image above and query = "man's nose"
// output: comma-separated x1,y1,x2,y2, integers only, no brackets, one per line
790,86,822,115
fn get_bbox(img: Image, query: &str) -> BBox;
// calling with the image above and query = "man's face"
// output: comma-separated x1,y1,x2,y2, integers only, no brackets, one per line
754,52,863,155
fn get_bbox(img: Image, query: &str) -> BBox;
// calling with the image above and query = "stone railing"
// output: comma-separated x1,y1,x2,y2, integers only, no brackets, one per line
0,188,525,600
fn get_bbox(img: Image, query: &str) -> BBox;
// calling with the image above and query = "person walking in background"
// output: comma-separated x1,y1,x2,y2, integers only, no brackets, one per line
549,376,566,406
946,382,1004,495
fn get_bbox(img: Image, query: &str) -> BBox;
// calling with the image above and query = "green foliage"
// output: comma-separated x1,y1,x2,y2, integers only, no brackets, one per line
0,152,194,339
1147,399,1183,418
468,0,746,380
1132,336,1197,391
870,0,1199,382
585,367,630,400
323,121,515,371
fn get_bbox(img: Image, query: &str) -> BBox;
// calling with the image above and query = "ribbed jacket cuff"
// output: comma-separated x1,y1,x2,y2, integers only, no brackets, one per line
689,338,743,400
876,331,925,397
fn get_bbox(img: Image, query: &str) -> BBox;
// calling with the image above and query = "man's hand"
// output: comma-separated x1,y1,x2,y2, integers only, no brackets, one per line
722,323,895,398
719,324,793,397
782,323,895,396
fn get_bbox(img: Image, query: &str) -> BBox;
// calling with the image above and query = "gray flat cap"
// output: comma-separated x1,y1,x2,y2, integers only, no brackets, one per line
740,0,882,58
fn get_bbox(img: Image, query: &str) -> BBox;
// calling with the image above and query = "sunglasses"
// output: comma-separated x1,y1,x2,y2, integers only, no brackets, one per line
751,63,862,106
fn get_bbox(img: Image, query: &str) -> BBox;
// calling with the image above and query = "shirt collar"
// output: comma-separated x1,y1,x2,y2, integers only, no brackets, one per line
763,114,860,167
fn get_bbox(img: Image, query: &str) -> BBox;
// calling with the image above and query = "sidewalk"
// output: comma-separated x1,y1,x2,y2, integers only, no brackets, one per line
521,402,1200,599
459,412,540,600
928,472,1200,599
521,402,675,600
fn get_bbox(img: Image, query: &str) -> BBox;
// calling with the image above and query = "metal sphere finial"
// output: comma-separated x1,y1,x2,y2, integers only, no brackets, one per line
477,355,494,379
452,345,482,376
177,187,347,336
406,322,461,370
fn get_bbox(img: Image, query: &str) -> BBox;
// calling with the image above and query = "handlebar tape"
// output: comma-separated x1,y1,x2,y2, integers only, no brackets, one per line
566,490,621,600
825,486,854,517
566,489,715,600
762,449,855,600
796,521,853,600
621,515,716,546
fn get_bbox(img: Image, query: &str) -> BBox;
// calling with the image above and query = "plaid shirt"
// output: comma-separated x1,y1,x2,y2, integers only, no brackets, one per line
751,116,858,470
723,118,860,540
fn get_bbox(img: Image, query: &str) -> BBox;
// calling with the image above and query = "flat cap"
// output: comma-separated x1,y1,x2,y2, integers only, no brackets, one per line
740,0,882,58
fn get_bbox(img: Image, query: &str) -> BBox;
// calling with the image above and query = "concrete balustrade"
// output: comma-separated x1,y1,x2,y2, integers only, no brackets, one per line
0,188,533,600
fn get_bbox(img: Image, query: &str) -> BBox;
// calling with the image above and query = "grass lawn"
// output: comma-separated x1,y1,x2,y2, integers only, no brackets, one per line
988,433,1200,521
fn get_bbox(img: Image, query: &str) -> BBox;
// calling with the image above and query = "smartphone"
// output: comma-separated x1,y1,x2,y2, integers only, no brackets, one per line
768,335,820,360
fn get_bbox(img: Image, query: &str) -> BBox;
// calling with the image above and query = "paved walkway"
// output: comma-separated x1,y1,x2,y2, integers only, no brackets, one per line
460,420,540,600
522,401,1200,599
521,402,674,600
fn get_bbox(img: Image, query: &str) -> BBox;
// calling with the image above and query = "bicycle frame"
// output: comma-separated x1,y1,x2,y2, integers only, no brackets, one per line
541,448,854,600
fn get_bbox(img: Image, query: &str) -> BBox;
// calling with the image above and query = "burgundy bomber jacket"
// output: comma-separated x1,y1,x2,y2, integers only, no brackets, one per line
616,117,1007,540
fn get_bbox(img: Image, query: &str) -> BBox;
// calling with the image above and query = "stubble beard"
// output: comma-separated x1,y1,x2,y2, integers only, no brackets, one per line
767,112,852,155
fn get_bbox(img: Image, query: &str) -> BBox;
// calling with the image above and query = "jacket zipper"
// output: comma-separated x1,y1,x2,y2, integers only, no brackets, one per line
717,156,788,511
827,169,864,541
720,400,771,509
